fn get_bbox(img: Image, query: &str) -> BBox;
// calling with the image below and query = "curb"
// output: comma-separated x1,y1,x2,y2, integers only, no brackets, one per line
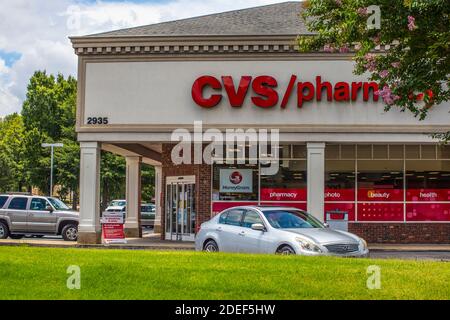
0,241,195,251
369,248,450,253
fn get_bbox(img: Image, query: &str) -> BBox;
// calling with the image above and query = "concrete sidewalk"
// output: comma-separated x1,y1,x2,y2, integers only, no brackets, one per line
0,236,449,252
0,233,195,251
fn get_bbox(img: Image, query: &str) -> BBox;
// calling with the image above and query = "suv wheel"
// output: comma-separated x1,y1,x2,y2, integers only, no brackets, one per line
62,224,78,241
0,222,9,239
203,240,219,252
10,234,24,240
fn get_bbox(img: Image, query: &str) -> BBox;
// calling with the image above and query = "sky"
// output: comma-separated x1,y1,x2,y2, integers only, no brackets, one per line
0,0,288,117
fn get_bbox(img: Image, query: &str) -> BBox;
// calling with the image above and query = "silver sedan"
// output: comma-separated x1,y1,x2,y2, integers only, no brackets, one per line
195,206,369,257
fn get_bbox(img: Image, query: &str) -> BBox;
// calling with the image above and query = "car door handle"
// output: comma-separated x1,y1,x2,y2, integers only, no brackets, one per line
215,227,222,232
238,231,245,236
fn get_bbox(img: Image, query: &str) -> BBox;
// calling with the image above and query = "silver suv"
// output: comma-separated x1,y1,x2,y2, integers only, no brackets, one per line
0,194,79,241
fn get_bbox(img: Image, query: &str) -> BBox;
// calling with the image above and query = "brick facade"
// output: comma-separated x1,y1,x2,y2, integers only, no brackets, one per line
160,144,211,239
349,223,450,244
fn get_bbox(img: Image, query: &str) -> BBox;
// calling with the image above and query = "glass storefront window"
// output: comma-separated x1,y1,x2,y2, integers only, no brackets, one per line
325,160,356,221
212,164,259,201
260,160,307,202
357,160,404,221
357,160,404,202
325,160,355,200
406,160,450,221
211,144,450,222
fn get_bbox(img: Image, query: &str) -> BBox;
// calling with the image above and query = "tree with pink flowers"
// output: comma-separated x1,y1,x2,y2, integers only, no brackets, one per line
298,0,449,137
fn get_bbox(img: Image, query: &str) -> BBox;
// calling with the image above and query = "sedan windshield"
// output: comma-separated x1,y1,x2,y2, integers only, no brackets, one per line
263,210,324,229
48,198,70,211
141,205,155,212
111,201,126,207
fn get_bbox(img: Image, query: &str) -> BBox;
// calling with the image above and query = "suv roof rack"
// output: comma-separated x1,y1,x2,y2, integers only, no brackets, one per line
3,192,33,196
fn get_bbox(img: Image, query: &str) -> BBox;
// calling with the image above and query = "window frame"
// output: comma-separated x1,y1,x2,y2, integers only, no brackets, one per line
7,197,29,211
222,208,245,227
242,209,265,229
29,197,51,211
0,196,8,209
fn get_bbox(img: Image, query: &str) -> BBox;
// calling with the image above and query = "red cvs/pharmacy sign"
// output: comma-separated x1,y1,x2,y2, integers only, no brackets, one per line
192,75,379,109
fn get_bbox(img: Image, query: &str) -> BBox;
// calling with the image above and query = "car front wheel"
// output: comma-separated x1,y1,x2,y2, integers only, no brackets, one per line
203,240,219,252
62,224,78,241
276,245,296,255
0,222,9,239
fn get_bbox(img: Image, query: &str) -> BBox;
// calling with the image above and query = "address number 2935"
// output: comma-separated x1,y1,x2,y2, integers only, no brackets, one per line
86,117,109,125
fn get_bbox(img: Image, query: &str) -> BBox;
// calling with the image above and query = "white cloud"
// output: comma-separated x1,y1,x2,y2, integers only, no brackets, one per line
0,0,288,116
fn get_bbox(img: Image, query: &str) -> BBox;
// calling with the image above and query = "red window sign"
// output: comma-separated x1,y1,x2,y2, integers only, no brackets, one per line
324,203,355,221
192,75,379,109
324,189,355,201
358,203,404,221
260,202,307,210
260,188,307,201
357,188,404,202
212,202,258,215
406,203,450,221
406,189,450,202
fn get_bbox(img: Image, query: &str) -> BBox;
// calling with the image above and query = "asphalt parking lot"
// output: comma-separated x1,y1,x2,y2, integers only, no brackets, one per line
369,250,450,261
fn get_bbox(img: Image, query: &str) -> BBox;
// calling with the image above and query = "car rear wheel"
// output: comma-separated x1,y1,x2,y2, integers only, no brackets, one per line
0,222,9,239
276,245,295,255
10,234,24,239
62,224,78,241
203,240,219,252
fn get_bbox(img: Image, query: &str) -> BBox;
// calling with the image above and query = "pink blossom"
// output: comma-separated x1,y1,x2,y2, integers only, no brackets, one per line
391,61,400,68
354,43,362,51
364,53,377,72
335,0,342,6
408,15,417,31
376,85,400,105
357,7,367,16
323,44,334,53
379,70,389,78
339,45,350,53
372,35,381,45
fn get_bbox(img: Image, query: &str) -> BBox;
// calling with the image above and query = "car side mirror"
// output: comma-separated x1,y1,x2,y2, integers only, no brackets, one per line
46,205,54,213
251,223,265,231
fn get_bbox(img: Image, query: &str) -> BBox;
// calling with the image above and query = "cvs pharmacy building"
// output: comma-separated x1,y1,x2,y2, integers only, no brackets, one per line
71,2,450,244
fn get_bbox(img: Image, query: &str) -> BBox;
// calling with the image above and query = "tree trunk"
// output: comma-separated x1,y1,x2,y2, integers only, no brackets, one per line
72,190,78,211
101,182,109,212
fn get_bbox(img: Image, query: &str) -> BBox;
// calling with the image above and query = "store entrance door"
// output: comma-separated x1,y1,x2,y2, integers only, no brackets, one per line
165,176,196,241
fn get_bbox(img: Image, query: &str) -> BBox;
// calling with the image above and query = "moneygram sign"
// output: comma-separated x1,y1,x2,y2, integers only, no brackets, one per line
192,75,379,109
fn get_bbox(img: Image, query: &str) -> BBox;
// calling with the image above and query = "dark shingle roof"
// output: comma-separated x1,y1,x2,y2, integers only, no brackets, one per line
86,1,309,37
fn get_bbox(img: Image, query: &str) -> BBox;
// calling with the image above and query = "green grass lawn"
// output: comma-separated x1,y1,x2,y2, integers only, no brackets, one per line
0,246,448,300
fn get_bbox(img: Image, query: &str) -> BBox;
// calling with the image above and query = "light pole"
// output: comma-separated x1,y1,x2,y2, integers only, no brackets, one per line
42,143,64,196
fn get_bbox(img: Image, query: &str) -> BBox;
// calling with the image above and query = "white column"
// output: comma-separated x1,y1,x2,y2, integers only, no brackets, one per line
124,156,142,238
153,165,163,233
307,142,325,222
78,142,101,244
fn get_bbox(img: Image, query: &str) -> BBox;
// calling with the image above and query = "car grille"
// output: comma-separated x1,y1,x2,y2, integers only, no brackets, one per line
324,243,359,254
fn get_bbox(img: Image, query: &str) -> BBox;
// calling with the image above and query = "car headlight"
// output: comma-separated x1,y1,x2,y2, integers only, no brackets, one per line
295,237,322,253
359,238,368,250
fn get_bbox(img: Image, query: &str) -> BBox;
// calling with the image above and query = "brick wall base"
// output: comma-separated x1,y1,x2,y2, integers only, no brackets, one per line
349,223,450,244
